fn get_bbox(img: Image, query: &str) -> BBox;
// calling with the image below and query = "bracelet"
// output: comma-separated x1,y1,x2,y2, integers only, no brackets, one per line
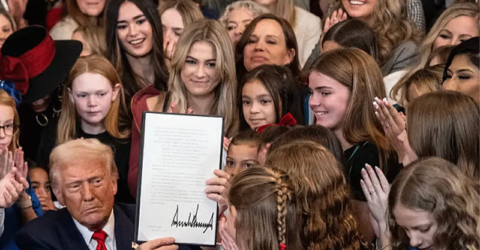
16,194,32,209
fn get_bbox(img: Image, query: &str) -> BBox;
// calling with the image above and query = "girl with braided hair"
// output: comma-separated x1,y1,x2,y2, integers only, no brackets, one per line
223,166,302,250
238,64,304,132
266,140,367,250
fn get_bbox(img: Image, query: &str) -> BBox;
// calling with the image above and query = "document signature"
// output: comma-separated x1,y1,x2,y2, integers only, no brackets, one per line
171,204,215,233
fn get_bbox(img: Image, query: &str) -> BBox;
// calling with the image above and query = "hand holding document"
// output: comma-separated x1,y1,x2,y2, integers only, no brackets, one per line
135,112,224,246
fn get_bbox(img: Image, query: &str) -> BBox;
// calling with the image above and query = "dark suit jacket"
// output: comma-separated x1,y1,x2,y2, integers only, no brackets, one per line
15,203,199,250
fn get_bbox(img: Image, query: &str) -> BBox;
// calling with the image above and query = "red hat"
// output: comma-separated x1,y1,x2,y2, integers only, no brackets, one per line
0,26,82,103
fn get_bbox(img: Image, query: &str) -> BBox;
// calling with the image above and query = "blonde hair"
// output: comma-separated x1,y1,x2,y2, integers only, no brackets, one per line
407,91,479,178
49,138,119,189
266,141,365,250
267,0,296,28
0,90,19,151
390,64,443,106
161,19,238,137
311,48,394,171
229,167,303,250
219,1,269,27
389,157,480,250
392,2,479,98
332,0,421,66
158,0,204,26
58,56,130,145
73,25,107,57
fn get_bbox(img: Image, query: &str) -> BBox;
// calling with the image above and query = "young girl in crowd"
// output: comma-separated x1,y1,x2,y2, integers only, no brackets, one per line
304,19,379,71
442,36,479,103
239,64,304,131
28,165,57,213
106,0,169,105
390,64,443,106
309,48,401,243
265,141,366,250
219,1,269,48
128,18,238,198
225,130,260,178
55,56,133,203
0,9,16,49
251,0,321,67
362,157,479,250
223,166,302,250
71,25,106,57
375,90,479,178
50,0,106,40
329,0,422,76
159,0,204,69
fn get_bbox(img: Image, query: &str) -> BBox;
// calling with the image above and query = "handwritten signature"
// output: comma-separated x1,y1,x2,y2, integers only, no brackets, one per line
171,204,214,233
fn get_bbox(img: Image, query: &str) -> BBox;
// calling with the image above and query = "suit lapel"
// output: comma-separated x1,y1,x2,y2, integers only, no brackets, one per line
57,208,90,250
114,205,135,250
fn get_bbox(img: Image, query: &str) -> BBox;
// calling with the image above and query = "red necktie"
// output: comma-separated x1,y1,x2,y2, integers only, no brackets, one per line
92,230,108,250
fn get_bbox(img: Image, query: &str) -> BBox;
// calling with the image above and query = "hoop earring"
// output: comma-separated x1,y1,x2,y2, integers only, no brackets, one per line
36,113,48,127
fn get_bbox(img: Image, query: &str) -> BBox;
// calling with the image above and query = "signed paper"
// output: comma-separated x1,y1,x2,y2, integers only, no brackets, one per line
135,112,223,246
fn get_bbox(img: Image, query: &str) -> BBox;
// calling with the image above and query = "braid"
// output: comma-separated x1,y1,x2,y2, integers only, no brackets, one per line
274,172,289,245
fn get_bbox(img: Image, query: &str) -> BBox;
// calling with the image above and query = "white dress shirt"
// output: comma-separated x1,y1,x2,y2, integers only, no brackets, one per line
0,208,4,237
73,210,117,250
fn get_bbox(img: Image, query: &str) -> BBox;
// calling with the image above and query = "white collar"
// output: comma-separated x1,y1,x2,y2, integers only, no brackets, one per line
72,209,116,245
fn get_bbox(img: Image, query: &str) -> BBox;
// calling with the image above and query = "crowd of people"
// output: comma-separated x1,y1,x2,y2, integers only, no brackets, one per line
0,0,478,249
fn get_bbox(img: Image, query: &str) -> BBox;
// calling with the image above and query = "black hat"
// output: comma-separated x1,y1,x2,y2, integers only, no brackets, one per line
0,26,82,103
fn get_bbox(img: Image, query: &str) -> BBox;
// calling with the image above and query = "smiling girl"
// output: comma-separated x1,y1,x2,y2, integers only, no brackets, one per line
239,64,304,131
308,48,400,243
106,0,169,107
128,19,238,198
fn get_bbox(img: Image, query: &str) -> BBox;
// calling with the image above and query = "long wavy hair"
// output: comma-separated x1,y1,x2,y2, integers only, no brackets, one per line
158,0,203,25
58,56,130,145
159,19,238,137
265,140,366,250
257,0,296,27
388,157,480,250
331,0,421,67
0,90,19,151
105,0,169,103
310,48,395,171
391,2,479,100
407,91,479,178
229,167,303,250
238,65,304,131
61,0,106,27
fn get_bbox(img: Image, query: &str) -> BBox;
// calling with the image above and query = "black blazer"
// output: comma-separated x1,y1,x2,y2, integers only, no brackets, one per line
15,203,200,250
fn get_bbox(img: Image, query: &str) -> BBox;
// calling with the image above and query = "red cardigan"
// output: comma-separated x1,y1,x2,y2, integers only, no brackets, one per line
128,85,161,198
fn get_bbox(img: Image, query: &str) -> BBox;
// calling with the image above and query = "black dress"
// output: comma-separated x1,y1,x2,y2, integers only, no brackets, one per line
344,141,402,201
36,119,136,204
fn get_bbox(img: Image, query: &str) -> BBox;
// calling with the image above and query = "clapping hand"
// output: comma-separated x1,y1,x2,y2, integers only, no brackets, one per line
219,215,239,250
323,9,348,35
0,167,29,208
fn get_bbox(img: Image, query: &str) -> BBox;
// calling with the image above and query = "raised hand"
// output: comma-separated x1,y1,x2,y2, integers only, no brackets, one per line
0,148,13,179
323,9,348,35
166,103,194,114
205,169,230,215
360,164,391,243
219,215,239,250
13,147,27,180
373,97,417,165
0,167,28,208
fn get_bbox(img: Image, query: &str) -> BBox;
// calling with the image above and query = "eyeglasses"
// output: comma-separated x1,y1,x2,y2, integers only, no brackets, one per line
0,123,17,136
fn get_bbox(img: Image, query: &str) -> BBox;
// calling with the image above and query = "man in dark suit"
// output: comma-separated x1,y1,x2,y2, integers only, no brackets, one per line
14,139,181,250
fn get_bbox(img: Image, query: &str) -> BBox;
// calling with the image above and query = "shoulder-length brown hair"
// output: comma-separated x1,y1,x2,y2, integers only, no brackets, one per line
407,91,479,178
158,0,203,26
236,14,302,83
229,167,303,250
388,157,480,250
58,56,130,145
62,0,106,27
311,48,394,171
265,140,366,250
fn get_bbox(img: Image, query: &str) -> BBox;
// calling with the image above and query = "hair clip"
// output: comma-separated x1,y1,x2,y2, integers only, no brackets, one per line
256,113,297,133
